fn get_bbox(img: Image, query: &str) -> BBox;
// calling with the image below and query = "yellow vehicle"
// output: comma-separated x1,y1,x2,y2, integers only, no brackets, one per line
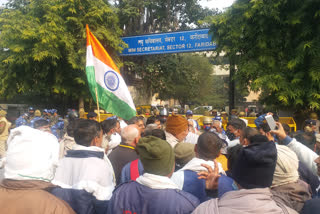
84,112,114,122
136,105,162,115
245,117,296,132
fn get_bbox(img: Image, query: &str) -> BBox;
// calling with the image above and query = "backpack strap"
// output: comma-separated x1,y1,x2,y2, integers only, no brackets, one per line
130,159,140,181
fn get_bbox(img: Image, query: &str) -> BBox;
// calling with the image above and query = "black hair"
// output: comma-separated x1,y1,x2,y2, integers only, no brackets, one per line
197,132,223,160
282,123,290,135
66,119,80,137
146,116,160,126
73,119,101,147
227,118,246,130
242,127,259,141
101,119,117,134
34,119,49,129
144,129,166,140
272,114,279,122
128,116,143,125
227,144,243,171
259,123,271,133
294,132,316,150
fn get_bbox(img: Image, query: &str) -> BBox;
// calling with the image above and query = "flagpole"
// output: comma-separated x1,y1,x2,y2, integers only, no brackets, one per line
95,87,101,122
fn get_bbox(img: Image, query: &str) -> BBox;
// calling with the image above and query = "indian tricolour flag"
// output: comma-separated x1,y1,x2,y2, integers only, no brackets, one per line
86,25,136,120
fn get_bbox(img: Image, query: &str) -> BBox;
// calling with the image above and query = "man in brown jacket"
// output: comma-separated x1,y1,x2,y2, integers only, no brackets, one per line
0,126,75,214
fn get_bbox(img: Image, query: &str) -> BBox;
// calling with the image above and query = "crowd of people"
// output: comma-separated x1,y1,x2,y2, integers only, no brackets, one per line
0,107,320,213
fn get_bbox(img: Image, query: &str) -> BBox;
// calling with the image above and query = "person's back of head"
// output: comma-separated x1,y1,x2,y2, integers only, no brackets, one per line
121,124,140,146
34,119,49,129
174,142,195,170
66,119,80,137
87,112,97,120
280,123,290,135
146,116,159,126
240,127,260,146
295,131,316,150
196,132,223,161
144,125,166,140
227,118,246,130
150,129,166,140
5,126,59,182
259,123,271,133
3,126,75,214
137,136,174,177
227,144,243,172
232,140,277,189
143,124,159,136
73,119,102,147
128,116,140,125
272,145,299,187
101,118,117,135
272,113,279,122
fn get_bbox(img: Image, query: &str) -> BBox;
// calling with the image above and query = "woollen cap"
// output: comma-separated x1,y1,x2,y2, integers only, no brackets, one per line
174,142,195,166
232,140,277,189
137,136,174,176
166,115,188,137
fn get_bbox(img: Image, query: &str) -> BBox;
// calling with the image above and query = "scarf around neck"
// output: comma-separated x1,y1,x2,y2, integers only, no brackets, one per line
136,173,179,190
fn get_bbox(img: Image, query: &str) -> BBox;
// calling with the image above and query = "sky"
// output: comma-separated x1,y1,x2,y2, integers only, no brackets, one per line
199,0,236,11
0,0,236,10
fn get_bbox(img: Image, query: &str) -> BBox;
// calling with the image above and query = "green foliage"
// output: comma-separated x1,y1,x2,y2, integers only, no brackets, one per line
116,0,223,106
210,0,320,110
126,54,214,107
116,0,218,35
0,0,123,102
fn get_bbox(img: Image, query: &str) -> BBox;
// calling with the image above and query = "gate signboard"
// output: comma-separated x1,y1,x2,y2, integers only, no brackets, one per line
120,28,216,56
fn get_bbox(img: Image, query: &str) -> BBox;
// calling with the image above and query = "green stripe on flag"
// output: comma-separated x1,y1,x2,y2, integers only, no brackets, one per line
86,66,136,120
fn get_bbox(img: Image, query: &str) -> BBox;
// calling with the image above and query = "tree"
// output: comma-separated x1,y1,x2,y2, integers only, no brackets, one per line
210,0,320,111
125,53,214,107
116,0,218,35
0,0,124,105
116,0,221,106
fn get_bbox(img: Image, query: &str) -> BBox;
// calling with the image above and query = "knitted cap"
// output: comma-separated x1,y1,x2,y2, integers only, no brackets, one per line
137,136,174,176
272,145,299,187
165,115,188,136
232,140,277,189
174,142,195,167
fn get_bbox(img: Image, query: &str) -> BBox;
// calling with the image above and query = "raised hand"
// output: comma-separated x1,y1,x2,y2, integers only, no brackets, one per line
197,160,221,190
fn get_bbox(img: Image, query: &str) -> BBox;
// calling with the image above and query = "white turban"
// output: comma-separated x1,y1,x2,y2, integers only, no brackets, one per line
4,126,59,182
272,145,299,187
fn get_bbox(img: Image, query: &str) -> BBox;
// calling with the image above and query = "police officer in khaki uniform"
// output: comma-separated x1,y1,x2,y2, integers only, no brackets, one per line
0,110,11,157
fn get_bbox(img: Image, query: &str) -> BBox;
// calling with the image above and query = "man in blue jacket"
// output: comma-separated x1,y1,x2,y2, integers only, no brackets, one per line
108,136,200,214
171,132,235,201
